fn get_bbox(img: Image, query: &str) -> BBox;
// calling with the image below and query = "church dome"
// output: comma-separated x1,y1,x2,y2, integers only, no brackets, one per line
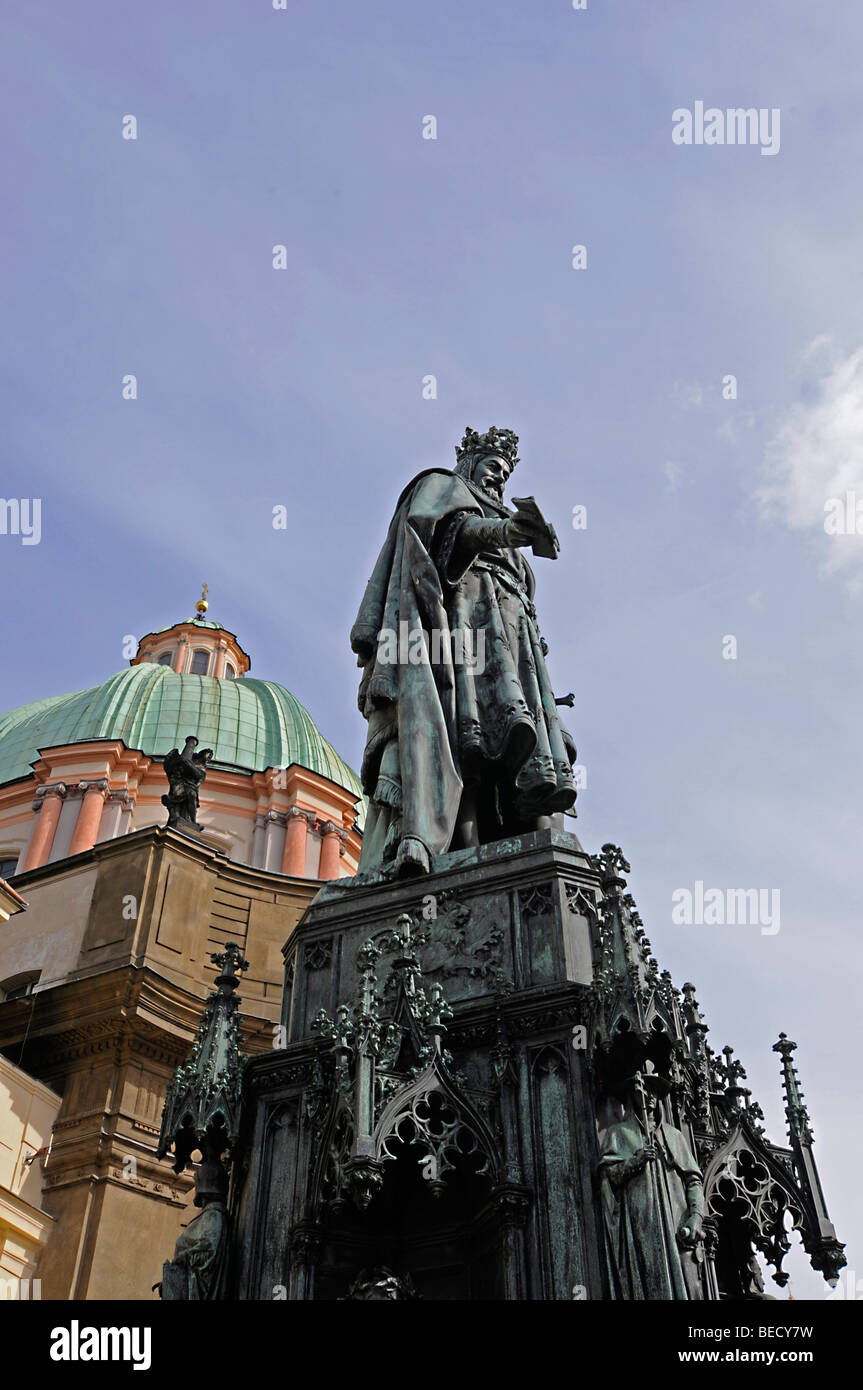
0,603,364,881
0,662,363,808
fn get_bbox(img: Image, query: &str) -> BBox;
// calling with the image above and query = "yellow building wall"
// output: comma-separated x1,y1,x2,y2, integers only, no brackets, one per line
0,1053,60,1290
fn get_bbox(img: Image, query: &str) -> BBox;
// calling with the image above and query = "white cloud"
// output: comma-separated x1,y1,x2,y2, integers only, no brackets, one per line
663,459,683,492
757,342,863,577
670,380,704,410
800,333,833,362
717,410,756,444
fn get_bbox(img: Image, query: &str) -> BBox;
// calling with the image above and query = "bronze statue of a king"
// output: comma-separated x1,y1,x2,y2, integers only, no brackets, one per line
351,426,576,877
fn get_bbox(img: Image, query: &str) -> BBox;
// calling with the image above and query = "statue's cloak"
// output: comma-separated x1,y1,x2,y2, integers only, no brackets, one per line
160,1203,230,1301
351,469,575,871
598,1118,704,1300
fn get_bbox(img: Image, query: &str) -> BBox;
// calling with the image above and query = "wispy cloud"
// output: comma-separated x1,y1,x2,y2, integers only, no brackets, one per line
757,339,863,579
663,459,684,492
670,380,704,410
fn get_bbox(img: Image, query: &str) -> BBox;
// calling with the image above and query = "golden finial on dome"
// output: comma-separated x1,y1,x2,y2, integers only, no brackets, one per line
195,582,209,618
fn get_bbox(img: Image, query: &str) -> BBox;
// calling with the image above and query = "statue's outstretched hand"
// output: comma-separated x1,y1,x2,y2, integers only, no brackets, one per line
504,499,560,558
677,1212,704,1249
504,512,549,549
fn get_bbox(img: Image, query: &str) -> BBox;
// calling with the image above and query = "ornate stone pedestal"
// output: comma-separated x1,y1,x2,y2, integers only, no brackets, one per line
186,830,844,1302
232,828,608,1301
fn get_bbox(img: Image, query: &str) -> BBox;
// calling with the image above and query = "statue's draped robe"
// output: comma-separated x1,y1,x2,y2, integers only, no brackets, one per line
350,470,576,871
598,1117,704,1300
163,746,206,825
160,1202,229,1300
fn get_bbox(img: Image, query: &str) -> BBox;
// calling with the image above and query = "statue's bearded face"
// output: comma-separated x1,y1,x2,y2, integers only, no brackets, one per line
472,453,510,501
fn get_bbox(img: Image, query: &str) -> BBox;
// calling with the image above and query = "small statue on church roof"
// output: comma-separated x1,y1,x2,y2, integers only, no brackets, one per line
162,734,213,831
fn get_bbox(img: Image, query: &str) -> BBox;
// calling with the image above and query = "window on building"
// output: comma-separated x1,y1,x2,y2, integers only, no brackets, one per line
157,651,173,666
190,649,210,676
0,856,19,879
0,971,40,1002
225,664,236,680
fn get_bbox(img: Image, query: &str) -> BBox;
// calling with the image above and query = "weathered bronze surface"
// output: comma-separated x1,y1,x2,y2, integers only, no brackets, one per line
598,1071,706,1299
157,1159,230,1301
216,834,844,1300
351,427,576,877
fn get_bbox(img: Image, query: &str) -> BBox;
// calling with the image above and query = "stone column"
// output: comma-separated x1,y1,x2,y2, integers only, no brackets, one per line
494,1187,532,1300
21,785,66,871
69,780,110,857
99,790,129,841
213,642,227,679
264,810,286,873
172,639,187,674
251,812,267,868
119,793,136,835
318,821,347,880
282,807,313,877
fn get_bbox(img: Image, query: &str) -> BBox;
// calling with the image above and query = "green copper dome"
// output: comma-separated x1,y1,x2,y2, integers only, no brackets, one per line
0,664,364,823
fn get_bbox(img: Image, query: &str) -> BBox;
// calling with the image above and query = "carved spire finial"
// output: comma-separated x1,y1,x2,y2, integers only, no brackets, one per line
773,1033,814,1145
157,943,247,1173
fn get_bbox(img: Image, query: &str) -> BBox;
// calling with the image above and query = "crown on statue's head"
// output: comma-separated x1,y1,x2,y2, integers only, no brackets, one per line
455,426,520,473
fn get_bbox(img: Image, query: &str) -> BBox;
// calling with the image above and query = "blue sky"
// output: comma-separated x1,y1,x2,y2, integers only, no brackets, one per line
2,1,862,1296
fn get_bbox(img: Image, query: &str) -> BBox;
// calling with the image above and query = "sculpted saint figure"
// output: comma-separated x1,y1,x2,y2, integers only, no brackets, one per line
351,426,576,877
162,734,213,830
598,1075,706,1300
342,1267,419,1300
156,1158,230,1301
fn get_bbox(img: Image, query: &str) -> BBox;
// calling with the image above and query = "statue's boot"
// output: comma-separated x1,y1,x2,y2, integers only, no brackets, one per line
394,836,430,877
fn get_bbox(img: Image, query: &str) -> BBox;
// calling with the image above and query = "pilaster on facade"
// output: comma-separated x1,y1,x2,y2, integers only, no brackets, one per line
21,783,67,871
319,819,349,879
263,808,287,873
100,789,136,841
251,811,267,869
68,780,110,858
282,805,316,876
